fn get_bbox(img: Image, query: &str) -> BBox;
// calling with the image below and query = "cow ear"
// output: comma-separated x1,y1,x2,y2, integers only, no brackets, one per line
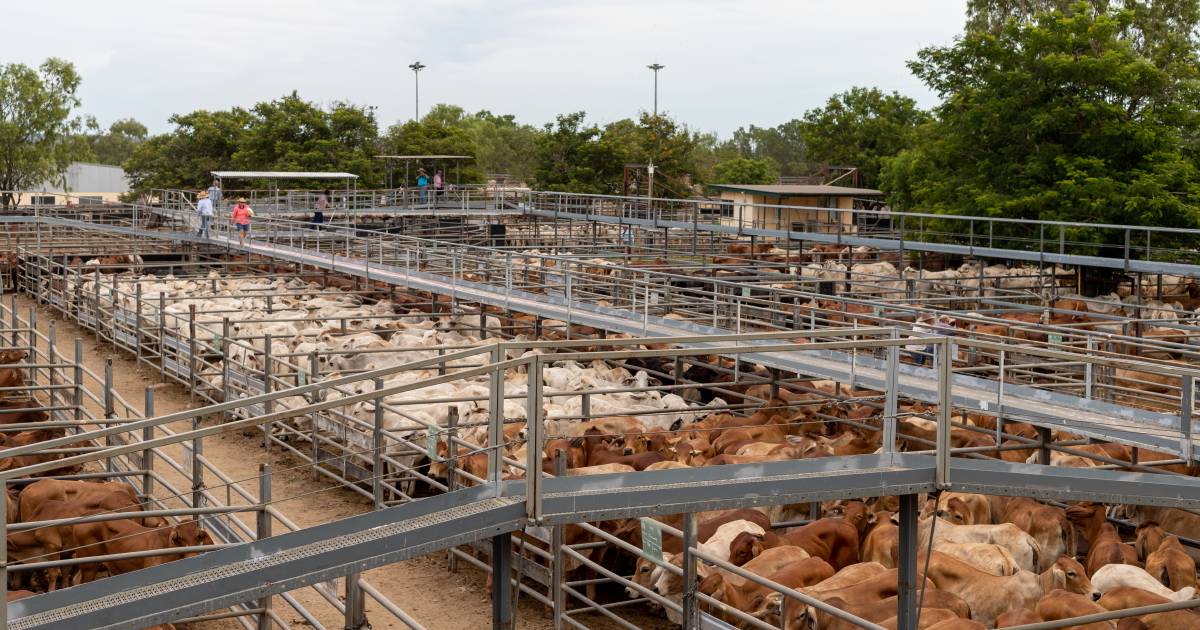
170,529,183,545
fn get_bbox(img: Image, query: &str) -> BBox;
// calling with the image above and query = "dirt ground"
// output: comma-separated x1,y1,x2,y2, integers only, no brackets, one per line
18,295,671,630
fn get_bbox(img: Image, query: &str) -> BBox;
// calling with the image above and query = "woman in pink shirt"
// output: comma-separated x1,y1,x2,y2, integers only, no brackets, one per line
230,197,254,245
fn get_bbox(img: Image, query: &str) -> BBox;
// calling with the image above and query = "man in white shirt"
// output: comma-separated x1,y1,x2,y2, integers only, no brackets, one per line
196,190,214,238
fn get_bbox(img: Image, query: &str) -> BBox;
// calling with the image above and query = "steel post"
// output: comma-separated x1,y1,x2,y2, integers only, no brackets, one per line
143,388,155,499
104,358,115,473
1181,375,1193,463
936,338,951,487
551,452,566,630
526,355,544,520
682,512,699,629
256,464,273,630
884,331,899,453
897,493,918,630
491,533,513,630
373,377,385,510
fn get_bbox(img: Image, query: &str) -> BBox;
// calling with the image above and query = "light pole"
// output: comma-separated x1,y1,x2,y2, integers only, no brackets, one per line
409,61,426,120
647,63,665,116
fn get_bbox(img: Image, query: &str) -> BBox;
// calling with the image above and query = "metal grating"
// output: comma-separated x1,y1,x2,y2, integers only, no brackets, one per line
10,496,522,629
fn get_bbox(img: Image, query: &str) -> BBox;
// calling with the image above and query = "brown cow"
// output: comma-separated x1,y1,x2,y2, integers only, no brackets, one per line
1137,523,1198,591
1067,503,1140,576
1036,589,1113,630
995,608,1042,627
18,479,159,526
72,519,214,584
782,590,967,630
704,557,834,623
1001,497,1075,571
0,350,28,364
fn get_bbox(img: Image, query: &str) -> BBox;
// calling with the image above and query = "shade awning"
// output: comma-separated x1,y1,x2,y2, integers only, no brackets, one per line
211,171,359,180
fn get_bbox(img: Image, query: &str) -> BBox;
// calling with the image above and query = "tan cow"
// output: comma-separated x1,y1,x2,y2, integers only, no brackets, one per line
920,552,1097,627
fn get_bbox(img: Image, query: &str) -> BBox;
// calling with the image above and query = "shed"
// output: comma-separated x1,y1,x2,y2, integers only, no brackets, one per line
708,184,884,233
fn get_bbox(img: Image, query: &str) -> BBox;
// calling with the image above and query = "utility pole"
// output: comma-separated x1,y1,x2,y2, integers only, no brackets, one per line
647,63,665,116
409,61,426,120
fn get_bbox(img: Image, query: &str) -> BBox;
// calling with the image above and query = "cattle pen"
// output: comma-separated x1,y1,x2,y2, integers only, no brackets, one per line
0,189,1199,630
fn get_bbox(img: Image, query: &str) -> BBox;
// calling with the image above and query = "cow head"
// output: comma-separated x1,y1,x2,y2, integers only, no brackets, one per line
1043,556,1099,601
170,520,215,555
0,350,28,365
935,497,970,525
727,531,765,566
1134,522,1167,561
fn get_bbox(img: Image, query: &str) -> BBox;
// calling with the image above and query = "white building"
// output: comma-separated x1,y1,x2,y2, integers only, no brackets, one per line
30,162,130,205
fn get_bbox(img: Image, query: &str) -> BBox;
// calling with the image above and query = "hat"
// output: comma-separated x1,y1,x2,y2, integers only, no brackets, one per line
196,191,208,199
237,197,247,203
917,312,935,322
418,167,427,173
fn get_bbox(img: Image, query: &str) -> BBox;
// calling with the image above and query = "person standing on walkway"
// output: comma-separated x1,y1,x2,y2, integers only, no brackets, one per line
207,179,222,210
417,167,429,204
230,197,254,246
196,190,214,238
433,169,444,204
313,189,329,226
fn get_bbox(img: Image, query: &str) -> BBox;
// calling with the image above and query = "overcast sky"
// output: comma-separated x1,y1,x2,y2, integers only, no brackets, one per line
10,0,967,137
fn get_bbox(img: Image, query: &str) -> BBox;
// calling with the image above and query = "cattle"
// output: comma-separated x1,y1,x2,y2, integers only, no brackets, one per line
919,552,1096,627
1091,564,1197,602
936,542,1021,576
1067,503,1140,576
702,557,834,623
1098,586,1172,611
17,479,159,526
919,516,1042,573
999,497,1074,570
1037,590,1114,630
995,608,1043,627
1136,523,1197,592
71,519,215,584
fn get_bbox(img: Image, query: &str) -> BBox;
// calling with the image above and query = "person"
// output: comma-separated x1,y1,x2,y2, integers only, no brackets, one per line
195,190,214,238
313,189,329,225
206,179,222,210
908,312,935,365
417,168,429,204
230,197,254,245
433,169,444,202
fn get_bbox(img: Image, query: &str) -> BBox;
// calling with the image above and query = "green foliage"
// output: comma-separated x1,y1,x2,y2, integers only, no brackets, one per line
124,93,379,193
799,87,929,187
712,157,778,184
531,112,620,194
882,1,1200,242
718,121,807,176
382,104,484,184
463,110,540,182
85,118,147,166
0,58,89,207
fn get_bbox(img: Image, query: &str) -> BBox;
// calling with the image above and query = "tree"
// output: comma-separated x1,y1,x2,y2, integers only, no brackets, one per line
86,118,147,166
882,2,1200,243
712,157,778,184
382,104,484,185
462,110,540,183
719,121,807,176
799,87,929,188
125,93,382,193
0,58,88,208
531,112,619,194
123,108,251,193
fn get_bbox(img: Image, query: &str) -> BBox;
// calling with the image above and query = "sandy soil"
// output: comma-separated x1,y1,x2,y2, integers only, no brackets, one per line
18,295,671,630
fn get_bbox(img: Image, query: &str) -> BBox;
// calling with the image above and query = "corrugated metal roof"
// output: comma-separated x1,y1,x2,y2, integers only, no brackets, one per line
709,184,883,197
211,171,358,179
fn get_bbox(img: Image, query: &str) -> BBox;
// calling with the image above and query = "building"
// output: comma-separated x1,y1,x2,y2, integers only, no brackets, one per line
708,184,885,233
29,162,130,205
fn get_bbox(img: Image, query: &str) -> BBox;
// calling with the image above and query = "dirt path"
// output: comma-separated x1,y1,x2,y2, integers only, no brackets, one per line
19,295,670,630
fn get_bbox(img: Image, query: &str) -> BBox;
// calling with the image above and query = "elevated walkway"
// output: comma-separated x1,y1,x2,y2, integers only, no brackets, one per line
15,454,1200,629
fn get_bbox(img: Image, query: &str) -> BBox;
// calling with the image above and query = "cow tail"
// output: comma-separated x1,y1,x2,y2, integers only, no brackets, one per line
1162,566,1173,590
1031,538,1042,573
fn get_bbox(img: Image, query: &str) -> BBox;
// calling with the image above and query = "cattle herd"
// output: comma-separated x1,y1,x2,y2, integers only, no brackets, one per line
8,244,1200,630
0,347,214,623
